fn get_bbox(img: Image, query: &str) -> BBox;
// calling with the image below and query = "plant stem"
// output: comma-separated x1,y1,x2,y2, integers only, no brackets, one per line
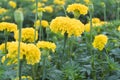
4,30,8,54
33,0,38,80
63,33,67,61
104,4,106,21
42,56,46,80
117,2,120,20
32,65,36,80
89,4,96,80
18,22,22,80
62,5,67,16
39,13,43,41
34,0,38,44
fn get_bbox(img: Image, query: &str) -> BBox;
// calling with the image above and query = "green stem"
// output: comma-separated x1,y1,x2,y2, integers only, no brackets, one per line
117,2,120,20
104,5,106,21
42,56,46,80
4,30,8,54
68,38,71,60
33,0,38,80
89,4,96,80
17,22,22,80
32,65,36,80
39,13,43,41
34,0,38,44
63,33,67,58
62,6,67,16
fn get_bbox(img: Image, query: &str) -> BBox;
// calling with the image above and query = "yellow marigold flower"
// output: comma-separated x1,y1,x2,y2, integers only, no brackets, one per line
38,7,45,12
0,22,17,32
36,41,56,52
14,76,33,80
8,1,17,8
54,0,66,5
85,23,90,32
44,6,53,13
92,34,108,51
66,3,88,15
38,2,45,8
26,44,41,65
118,26,120,31
0,42,11,53
34,20,49,28
1,56,5,63
14,28,38,42
0,8,7,14
1,42,41,65
50,16,84,37
92,18,101,23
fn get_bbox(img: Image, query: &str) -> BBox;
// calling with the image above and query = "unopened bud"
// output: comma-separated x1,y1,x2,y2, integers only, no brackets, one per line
89,3,94,13
14,9,24,24
101,2,106,8
38,11,43,19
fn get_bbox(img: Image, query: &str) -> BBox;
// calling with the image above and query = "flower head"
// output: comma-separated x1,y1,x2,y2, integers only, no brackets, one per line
118,26,120,31
92,34,108,51
34,20,49,28
44,6,53,13
50,16,84,37
36,41,56,52
0,22,17,32
54,0,66,5
0,8,7,14
8,1,17,8
92,18,101,23
67,3,88,15
14,28,38,42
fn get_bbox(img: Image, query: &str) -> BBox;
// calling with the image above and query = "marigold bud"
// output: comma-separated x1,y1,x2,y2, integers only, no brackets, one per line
14,9,24,24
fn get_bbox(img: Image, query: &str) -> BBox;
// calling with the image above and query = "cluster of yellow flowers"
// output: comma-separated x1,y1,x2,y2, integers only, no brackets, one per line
8,1,17,8
54,0,66,5
34,20,49,28
66,3,88,15
85,18,107,32
92,34,108,51
50,16,84,37
36,41,56,52
14,28,38,42
1,42,41,65
0,22,17,32
15,76,32,80
0,8,7,14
